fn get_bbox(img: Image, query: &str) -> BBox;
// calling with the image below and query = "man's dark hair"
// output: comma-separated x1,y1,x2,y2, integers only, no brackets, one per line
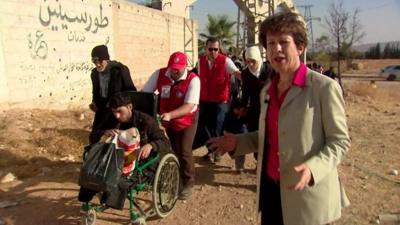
108,92,132,109
205,37,220,46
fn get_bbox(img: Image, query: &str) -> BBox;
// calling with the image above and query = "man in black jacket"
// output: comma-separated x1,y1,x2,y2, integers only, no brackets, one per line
323,66,337,80
89,45,137,144
79,92,171,209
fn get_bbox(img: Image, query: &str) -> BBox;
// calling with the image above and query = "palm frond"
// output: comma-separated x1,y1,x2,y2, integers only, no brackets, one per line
199,14,236,52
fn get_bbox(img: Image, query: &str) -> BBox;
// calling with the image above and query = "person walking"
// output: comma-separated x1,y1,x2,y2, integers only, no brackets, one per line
88,45,137,144
196,37,240,163
241,46,275,162
142,52,200,200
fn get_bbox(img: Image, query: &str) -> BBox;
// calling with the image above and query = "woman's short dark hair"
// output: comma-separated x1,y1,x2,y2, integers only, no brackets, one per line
258,12,308,49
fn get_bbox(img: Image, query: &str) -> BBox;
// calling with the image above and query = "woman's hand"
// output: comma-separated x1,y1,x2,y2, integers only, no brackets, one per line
288,163,313,191
207,132,238,156
137,143,152,160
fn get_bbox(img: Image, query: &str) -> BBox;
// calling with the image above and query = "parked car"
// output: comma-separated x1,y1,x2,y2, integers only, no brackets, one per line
379,65,400,81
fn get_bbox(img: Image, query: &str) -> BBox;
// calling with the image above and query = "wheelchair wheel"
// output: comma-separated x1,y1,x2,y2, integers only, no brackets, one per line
81,208,96,225
152,153,180,218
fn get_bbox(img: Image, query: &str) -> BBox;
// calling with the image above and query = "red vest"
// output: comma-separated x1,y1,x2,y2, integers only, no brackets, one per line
199,54,230,102
156,68,197,131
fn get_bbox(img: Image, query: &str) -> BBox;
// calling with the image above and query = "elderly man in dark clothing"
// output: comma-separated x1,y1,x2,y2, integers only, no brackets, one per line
89,45,137,144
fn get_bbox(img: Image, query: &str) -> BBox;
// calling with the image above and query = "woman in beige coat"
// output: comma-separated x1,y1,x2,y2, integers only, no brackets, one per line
208,11,350,225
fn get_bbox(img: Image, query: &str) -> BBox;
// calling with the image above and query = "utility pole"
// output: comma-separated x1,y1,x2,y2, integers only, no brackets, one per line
236,6,241,56
298,5,320,50
267,0,274,16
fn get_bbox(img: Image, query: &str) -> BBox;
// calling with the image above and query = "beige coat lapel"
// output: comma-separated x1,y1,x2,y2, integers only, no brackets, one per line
280,85,302,110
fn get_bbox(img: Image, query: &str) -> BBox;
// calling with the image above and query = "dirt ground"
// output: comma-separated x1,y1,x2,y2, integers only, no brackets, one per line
0,59,399,225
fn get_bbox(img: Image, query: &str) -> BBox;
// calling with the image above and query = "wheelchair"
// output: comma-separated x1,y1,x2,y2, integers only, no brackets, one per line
80,92,180,225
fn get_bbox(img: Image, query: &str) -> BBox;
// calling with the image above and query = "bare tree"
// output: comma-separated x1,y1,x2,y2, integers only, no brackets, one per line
324,0,365,88
314,35,330,51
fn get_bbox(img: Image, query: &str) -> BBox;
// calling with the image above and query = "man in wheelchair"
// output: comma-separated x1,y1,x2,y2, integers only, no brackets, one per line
78,92,171,210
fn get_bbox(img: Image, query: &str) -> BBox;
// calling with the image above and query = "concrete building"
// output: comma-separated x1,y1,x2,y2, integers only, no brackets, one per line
150,0,197,18
233,0,295,49
0,0,295,108
0,0,198,108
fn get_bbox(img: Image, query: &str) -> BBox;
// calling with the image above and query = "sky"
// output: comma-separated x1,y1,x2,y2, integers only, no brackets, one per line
190,0,400,45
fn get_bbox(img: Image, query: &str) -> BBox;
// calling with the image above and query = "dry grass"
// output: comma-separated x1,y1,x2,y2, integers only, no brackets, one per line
341,79,400,225
344,59,400,74
346,81,400,103
348,81,378,98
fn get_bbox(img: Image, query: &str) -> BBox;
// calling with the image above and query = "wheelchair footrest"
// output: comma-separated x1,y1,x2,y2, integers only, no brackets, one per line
131,217,146,225
81,203,108,213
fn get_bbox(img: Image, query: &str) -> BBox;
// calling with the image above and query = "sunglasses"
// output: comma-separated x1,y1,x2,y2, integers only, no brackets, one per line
208,48,219,52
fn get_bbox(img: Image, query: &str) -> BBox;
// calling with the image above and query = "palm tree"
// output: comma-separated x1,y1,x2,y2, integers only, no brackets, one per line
199,15,236,55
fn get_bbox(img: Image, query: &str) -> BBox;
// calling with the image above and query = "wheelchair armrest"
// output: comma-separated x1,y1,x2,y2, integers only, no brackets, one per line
135,152,160,173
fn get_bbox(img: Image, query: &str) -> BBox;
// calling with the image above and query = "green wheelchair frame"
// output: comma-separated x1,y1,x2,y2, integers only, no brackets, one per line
80,151,180,225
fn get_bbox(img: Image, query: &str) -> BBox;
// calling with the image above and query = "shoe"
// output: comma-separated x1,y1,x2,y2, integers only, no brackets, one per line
179,185,192,200
214,154,222,163
132,217,146,225
236,168,244,174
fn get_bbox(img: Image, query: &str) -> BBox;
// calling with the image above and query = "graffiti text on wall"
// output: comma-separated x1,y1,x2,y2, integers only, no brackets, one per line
38,2,109,34
68,31,86,42
56,61,93,74
19,61,93,75
28,30,48,59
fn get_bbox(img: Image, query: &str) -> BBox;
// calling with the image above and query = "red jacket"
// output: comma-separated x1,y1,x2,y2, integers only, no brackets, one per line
199,54,230,102
156,68,197,131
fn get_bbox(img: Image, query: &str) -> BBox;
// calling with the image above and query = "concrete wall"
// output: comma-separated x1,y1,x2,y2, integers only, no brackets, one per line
161,0,196,19
0,0,198,108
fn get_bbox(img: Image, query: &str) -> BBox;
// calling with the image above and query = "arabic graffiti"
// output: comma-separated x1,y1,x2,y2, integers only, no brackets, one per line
105,36,110,45
28,30,48,59
56,61,93,74
18,61,93,93
38,2,109,34
67,31,86,42
19,61,93,76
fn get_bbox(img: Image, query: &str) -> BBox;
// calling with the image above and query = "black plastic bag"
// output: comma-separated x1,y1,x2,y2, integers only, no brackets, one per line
79,136,124,192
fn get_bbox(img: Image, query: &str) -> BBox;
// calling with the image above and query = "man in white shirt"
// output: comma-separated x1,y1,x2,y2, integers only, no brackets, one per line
196,37,240,163
142,52,200,200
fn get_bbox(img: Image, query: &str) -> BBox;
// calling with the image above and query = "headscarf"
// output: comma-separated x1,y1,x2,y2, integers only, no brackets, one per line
245,46,263,78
